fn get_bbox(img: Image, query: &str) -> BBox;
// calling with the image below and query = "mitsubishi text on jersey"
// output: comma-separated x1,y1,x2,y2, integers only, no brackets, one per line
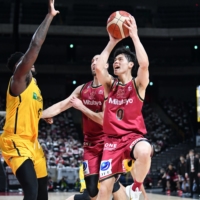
104,79,147,137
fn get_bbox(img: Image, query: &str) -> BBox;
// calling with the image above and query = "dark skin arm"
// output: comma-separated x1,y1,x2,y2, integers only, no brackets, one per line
11,0,59,96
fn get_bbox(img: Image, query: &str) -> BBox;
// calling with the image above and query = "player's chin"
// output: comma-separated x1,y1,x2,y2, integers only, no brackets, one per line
113,70,120,76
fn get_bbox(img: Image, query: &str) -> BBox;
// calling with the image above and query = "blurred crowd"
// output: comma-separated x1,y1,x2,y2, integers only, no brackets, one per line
158,149,200,198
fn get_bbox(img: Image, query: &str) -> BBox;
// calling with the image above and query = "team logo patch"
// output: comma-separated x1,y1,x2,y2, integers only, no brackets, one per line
83,160,90,175
128,86,132,91
88,91,96,100
100,159,112,177
117,89,126,98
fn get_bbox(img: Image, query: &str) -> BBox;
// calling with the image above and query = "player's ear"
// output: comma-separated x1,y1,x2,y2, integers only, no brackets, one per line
129,62,134,69
105,63,109,69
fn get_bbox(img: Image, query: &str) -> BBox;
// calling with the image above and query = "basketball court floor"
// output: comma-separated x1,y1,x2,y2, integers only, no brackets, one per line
0,192,196,200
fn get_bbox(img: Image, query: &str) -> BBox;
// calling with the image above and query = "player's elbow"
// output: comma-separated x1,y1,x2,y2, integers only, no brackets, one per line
31,39,43,48
139,61,149,69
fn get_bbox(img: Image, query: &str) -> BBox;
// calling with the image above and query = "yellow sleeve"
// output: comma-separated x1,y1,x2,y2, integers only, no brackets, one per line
79,164,86,192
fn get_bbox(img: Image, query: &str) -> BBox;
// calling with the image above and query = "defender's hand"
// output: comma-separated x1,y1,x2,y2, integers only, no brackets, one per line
70,97,84,111
48,0,60,17
43,118,53,124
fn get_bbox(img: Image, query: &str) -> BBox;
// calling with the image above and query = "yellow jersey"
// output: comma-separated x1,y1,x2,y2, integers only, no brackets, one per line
3,78,43,141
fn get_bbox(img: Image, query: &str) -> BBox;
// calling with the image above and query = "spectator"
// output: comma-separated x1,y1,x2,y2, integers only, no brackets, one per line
185,149,200,198
166,164,180,195
74,178,81,191
47,177,54,192
158,168,167,193
177,155,187,189
58,176,69,192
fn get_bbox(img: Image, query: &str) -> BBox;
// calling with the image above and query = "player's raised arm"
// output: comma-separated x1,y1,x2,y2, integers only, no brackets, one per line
70,96,105,125
125,16,149,96
11,0,59,96
41,84,83,119
95,34,121,95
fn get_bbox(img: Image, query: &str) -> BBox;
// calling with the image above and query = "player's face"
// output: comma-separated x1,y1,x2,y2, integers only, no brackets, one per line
113,54,130,76
91,55,100,76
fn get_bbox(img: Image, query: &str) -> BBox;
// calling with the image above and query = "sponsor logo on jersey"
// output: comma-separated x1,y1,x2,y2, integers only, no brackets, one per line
33,92,43,102
83,160,90,175
108,98,133,105
100,159,112,177
104,143,117,150
83,100,102,106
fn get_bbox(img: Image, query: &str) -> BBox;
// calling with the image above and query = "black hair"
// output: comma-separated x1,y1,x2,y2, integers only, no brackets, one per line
7,52,24,72
113,46,138,68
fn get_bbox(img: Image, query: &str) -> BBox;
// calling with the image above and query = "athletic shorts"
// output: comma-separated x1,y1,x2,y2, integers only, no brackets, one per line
99,134,146,181
74,189,90,200
83,141,104,177
0,135,47,178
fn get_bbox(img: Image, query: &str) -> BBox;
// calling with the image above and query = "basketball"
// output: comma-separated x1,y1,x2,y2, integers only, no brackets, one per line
107,11,131,39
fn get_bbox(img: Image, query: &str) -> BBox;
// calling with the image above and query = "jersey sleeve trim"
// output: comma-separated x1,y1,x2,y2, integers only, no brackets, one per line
80,83,86,96
133,79,144,102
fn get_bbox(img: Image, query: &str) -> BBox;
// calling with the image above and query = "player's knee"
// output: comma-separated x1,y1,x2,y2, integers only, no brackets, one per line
138,150,151,162
98,184,109,196
112,181,120,193
87,184,98,198
136,143,151,160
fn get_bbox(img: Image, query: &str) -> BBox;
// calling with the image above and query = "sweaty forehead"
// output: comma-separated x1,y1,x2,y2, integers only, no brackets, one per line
115,54,125,59
92,55,100,61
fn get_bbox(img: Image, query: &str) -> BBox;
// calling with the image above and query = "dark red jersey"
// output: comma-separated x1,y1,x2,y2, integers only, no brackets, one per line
80,81,105,142
103,78,147,137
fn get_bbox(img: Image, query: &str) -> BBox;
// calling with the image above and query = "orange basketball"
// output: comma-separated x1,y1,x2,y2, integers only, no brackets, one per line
107,11,131,39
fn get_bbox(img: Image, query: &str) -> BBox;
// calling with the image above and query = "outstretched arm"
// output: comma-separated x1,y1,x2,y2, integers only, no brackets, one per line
11,0,59,96
124,16,149,99
41,84,83,119
70,96,105,125
95,34,121,96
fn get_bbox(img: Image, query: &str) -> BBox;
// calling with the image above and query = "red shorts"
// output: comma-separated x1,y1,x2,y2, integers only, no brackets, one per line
83,141,104,177
99,134,146,181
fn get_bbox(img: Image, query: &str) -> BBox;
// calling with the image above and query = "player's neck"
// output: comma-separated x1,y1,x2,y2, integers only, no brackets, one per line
92,77,101,87
118,74,133,85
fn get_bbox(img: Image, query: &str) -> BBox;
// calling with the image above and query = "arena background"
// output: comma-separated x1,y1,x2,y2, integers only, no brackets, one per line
0,0,200,198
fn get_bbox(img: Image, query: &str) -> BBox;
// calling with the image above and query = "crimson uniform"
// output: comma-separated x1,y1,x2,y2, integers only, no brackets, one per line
99,78,147,180
80,81,105,177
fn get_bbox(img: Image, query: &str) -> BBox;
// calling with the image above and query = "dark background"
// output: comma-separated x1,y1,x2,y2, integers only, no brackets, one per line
0,0,200,126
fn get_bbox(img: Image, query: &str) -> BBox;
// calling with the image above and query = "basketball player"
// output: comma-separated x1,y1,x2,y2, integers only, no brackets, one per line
65,159,149,200
42,55,125,200
95,15,152,200
0,1,59,200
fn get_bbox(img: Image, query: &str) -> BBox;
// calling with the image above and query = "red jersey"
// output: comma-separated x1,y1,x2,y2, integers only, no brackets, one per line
103,78,147,137
80,81,105,142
